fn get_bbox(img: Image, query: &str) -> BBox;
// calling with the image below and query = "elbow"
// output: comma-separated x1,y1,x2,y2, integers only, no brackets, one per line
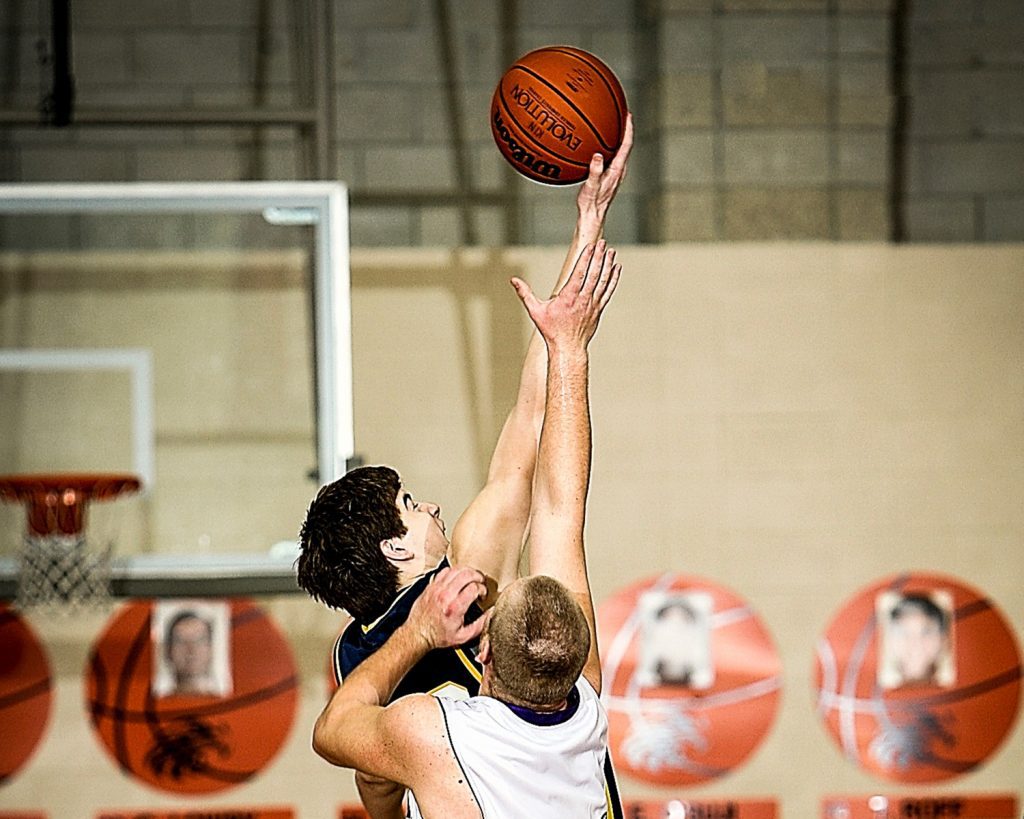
312,712,344,766
311,715,330,760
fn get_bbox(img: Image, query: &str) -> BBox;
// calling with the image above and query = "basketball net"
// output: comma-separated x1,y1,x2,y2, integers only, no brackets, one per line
0,474,141,613
17,532,112,611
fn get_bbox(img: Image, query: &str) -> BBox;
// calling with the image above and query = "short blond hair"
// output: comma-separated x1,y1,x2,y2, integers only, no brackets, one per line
488,575,590,706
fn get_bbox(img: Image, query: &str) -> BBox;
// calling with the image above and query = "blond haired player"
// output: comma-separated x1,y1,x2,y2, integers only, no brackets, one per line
312,239,621,817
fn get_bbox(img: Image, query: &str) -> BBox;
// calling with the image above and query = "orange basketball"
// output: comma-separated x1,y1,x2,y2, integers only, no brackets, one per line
0,605,52,785
490,46,628,185
814,572,1022,783
85,598,298,795
598,574,781,786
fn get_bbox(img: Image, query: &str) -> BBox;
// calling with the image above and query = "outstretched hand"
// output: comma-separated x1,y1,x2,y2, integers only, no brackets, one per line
406,566,488,651
511,240,621,351
576,112,633,234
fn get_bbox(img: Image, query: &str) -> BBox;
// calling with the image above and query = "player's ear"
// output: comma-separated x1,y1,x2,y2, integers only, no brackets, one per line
380,538,413,562
477,632,492,665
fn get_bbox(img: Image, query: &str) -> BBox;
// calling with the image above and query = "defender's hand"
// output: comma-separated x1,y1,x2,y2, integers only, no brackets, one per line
511,240,621,351
407,566,487,650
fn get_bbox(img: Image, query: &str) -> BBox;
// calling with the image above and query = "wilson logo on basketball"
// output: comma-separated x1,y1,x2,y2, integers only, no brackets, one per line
508,84,583,152
491,110,562,180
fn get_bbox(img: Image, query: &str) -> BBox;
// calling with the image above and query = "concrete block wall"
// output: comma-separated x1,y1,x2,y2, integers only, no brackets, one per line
648,0,893,240
0,0,1022,247
905,0,1024,241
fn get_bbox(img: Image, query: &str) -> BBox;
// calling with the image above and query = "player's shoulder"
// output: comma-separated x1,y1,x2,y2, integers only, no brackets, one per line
382,693,447,752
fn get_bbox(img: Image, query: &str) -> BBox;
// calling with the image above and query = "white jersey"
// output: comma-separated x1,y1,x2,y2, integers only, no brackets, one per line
407,677,610,819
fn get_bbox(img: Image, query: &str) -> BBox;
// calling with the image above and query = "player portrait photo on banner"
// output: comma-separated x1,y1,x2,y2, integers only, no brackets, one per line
876,589,956,690
635,590,714,690
151,600,232,698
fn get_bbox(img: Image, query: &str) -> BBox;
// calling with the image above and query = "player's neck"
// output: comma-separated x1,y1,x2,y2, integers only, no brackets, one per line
394,553,446,591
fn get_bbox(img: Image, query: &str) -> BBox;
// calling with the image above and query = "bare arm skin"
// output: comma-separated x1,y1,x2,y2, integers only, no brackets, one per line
450,116,634,593
511,241,622,694
312,567,488,781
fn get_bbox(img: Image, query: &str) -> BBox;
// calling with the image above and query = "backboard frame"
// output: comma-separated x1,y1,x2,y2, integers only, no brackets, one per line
0,181,353,599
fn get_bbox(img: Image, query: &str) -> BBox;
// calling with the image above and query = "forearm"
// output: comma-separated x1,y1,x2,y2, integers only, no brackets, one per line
500,216,603,458
528,345,592,589
313,623,428,765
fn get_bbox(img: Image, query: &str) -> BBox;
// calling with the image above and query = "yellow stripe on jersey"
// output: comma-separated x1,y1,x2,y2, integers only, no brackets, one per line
454,647,482,682
427,681,470,699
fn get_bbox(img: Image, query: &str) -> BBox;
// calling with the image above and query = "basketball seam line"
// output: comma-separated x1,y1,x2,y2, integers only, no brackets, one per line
542,47,625,131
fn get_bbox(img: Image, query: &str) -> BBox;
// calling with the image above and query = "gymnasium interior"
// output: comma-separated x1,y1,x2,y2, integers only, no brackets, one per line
1,1,1021,817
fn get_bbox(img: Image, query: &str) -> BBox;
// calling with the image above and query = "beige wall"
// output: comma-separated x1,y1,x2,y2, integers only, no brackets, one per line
1,243,1022,816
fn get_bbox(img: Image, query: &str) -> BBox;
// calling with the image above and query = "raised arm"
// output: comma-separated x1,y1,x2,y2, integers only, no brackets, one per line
511,241,621,694
450,116,633,591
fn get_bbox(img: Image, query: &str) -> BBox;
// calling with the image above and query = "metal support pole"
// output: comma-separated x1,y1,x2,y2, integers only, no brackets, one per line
433,0,477,245
48,0,74,125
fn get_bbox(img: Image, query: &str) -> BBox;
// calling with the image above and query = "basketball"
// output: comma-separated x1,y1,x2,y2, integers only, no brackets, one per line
814,572,1022,783
0,605,52,785
85,598,298,795
598,574,781,786
490,46,628,185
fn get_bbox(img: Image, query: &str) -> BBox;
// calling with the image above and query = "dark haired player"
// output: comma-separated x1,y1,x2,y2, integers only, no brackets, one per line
298,115,632,818
312,238,622,817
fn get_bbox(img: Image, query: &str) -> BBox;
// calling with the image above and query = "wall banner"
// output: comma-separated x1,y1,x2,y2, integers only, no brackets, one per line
598,574,781,785
821,793,1017,819
814,572,1021,783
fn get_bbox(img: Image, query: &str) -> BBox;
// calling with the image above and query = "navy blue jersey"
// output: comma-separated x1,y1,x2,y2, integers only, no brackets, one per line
333,558,484,701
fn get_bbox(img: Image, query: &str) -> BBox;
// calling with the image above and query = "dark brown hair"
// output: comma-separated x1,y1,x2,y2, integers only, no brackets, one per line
297,465,405,623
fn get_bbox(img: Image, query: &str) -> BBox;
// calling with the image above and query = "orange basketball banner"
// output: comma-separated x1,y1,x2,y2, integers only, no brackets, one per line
86,599,298,796
814,573,1021,784
598,574,781,786
622,798,778,818
0,813,47,819
96,809,293,819
821,794,1018,818
0,606,52,787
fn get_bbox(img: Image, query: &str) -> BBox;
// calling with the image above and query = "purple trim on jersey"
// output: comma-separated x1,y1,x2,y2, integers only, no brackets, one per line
502,684,581,726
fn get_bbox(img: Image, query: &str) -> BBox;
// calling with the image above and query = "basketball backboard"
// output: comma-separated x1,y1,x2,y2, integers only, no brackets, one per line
0,182,352,599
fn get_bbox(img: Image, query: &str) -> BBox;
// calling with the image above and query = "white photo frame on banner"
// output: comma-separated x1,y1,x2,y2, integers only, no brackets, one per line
876,589,956,690
635,590,714,690
152,599,233,698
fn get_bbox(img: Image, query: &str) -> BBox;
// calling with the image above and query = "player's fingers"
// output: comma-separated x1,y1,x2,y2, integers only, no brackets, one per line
576,153,604,207
596,247,616,298
598,263,622,311
444,565,484,587
455,611,488,644
451,576,487,616
610,113,634,174
510,277,542,316
580,239,606,295
588,245,615,301
567,242,596,293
